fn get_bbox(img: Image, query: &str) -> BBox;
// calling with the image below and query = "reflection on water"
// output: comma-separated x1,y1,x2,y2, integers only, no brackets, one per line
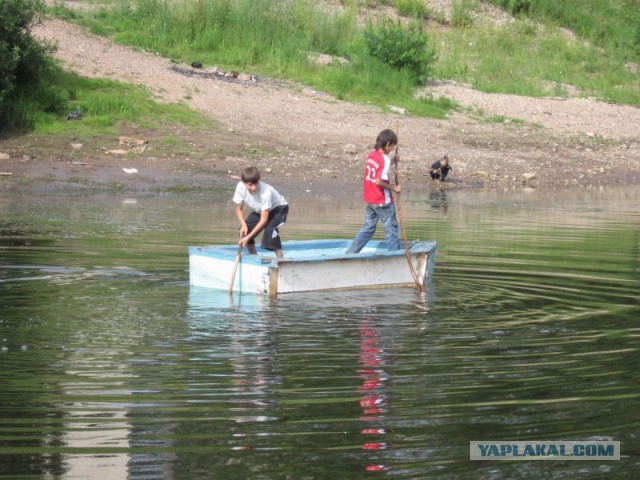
0,186,639,479
430,189,448,217
358,317,390,473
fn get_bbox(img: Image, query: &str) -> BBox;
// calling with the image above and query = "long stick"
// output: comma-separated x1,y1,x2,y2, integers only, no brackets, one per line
228,244,242,294
394,125,427,292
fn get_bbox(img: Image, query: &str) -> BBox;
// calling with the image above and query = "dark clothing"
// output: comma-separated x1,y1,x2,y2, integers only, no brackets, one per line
245,204,289,251
430,160,451,181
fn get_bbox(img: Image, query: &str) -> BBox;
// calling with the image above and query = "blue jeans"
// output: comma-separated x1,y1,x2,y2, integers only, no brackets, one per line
346,203,400,253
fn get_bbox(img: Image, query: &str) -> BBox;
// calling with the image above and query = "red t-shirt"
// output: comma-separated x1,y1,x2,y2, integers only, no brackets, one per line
362,150,393,205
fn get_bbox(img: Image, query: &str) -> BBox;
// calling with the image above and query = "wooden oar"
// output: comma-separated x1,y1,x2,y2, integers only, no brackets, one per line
228,244,242,294
394,125,427,292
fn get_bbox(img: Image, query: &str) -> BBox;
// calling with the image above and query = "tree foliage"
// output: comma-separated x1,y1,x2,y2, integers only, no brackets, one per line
0,0,54,127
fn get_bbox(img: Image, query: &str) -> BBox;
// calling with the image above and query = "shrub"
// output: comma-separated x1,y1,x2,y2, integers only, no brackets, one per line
0,0,57,128
364,21,435,84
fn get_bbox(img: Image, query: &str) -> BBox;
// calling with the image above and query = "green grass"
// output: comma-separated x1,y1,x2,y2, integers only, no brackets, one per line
488,0,640,62
48,0,452,118
394,0,430,19
45,0,639,114
29,70,212,136
0,0,626,141
433,19,640,105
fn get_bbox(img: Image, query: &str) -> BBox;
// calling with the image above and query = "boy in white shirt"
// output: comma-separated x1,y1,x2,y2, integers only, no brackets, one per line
232,166,289,259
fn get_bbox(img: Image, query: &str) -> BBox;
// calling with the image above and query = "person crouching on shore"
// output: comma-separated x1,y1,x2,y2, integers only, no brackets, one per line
430,155,452,181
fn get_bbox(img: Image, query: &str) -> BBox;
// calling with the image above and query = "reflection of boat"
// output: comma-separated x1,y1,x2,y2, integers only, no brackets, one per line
188,286,265,315
189,239,437,295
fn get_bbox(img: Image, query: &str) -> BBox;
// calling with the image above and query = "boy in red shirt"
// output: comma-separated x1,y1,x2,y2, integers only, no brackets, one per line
346,129,402,253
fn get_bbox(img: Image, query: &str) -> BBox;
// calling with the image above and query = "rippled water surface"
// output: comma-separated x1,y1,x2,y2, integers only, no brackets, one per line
1,185,638,479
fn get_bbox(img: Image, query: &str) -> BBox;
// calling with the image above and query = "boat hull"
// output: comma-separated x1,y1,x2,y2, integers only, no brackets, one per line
189,239,436,295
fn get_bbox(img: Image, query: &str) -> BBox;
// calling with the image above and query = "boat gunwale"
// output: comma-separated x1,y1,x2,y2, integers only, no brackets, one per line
189,239,436,266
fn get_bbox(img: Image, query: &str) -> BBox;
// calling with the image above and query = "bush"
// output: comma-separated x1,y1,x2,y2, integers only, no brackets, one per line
0,0,57,128
364,21,435,84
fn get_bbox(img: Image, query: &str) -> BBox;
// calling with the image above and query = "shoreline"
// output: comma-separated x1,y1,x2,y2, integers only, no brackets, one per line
1,148,638,198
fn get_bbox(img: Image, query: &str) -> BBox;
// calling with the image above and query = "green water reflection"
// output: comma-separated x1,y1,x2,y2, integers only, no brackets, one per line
0,186,638,479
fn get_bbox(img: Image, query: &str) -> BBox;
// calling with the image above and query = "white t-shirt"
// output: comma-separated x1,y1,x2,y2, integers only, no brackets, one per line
233,181,288,213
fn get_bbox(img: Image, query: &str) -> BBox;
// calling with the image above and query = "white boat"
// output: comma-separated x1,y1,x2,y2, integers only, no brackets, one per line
189,239,436,296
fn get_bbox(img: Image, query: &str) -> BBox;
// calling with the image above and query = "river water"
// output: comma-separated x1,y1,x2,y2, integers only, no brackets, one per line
0,184,638,479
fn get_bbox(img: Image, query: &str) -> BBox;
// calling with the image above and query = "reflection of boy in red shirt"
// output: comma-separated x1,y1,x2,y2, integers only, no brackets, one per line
347,129,402,253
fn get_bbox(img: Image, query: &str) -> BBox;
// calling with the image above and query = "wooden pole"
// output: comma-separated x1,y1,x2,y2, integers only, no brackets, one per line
228,244,242,294
394,124,427,292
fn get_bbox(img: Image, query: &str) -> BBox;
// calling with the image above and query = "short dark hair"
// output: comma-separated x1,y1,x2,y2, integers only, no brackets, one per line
241,166,261,184
374,129,398,150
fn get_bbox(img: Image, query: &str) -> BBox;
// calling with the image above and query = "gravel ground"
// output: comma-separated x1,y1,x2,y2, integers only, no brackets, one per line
3,15,638,193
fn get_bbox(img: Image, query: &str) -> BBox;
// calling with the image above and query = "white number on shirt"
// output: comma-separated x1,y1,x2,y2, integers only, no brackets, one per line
365,165,377,182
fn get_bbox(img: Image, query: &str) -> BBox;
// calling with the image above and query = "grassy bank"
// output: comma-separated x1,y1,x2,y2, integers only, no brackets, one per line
3,66,212,137
48,0,639,112
5,0,638,137
487,0,640,62
49,0,452,120
434,21,639,105
41,73,211,135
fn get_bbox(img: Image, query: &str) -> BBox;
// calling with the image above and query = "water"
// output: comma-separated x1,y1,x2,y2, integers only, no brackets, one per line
1,185,638,479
